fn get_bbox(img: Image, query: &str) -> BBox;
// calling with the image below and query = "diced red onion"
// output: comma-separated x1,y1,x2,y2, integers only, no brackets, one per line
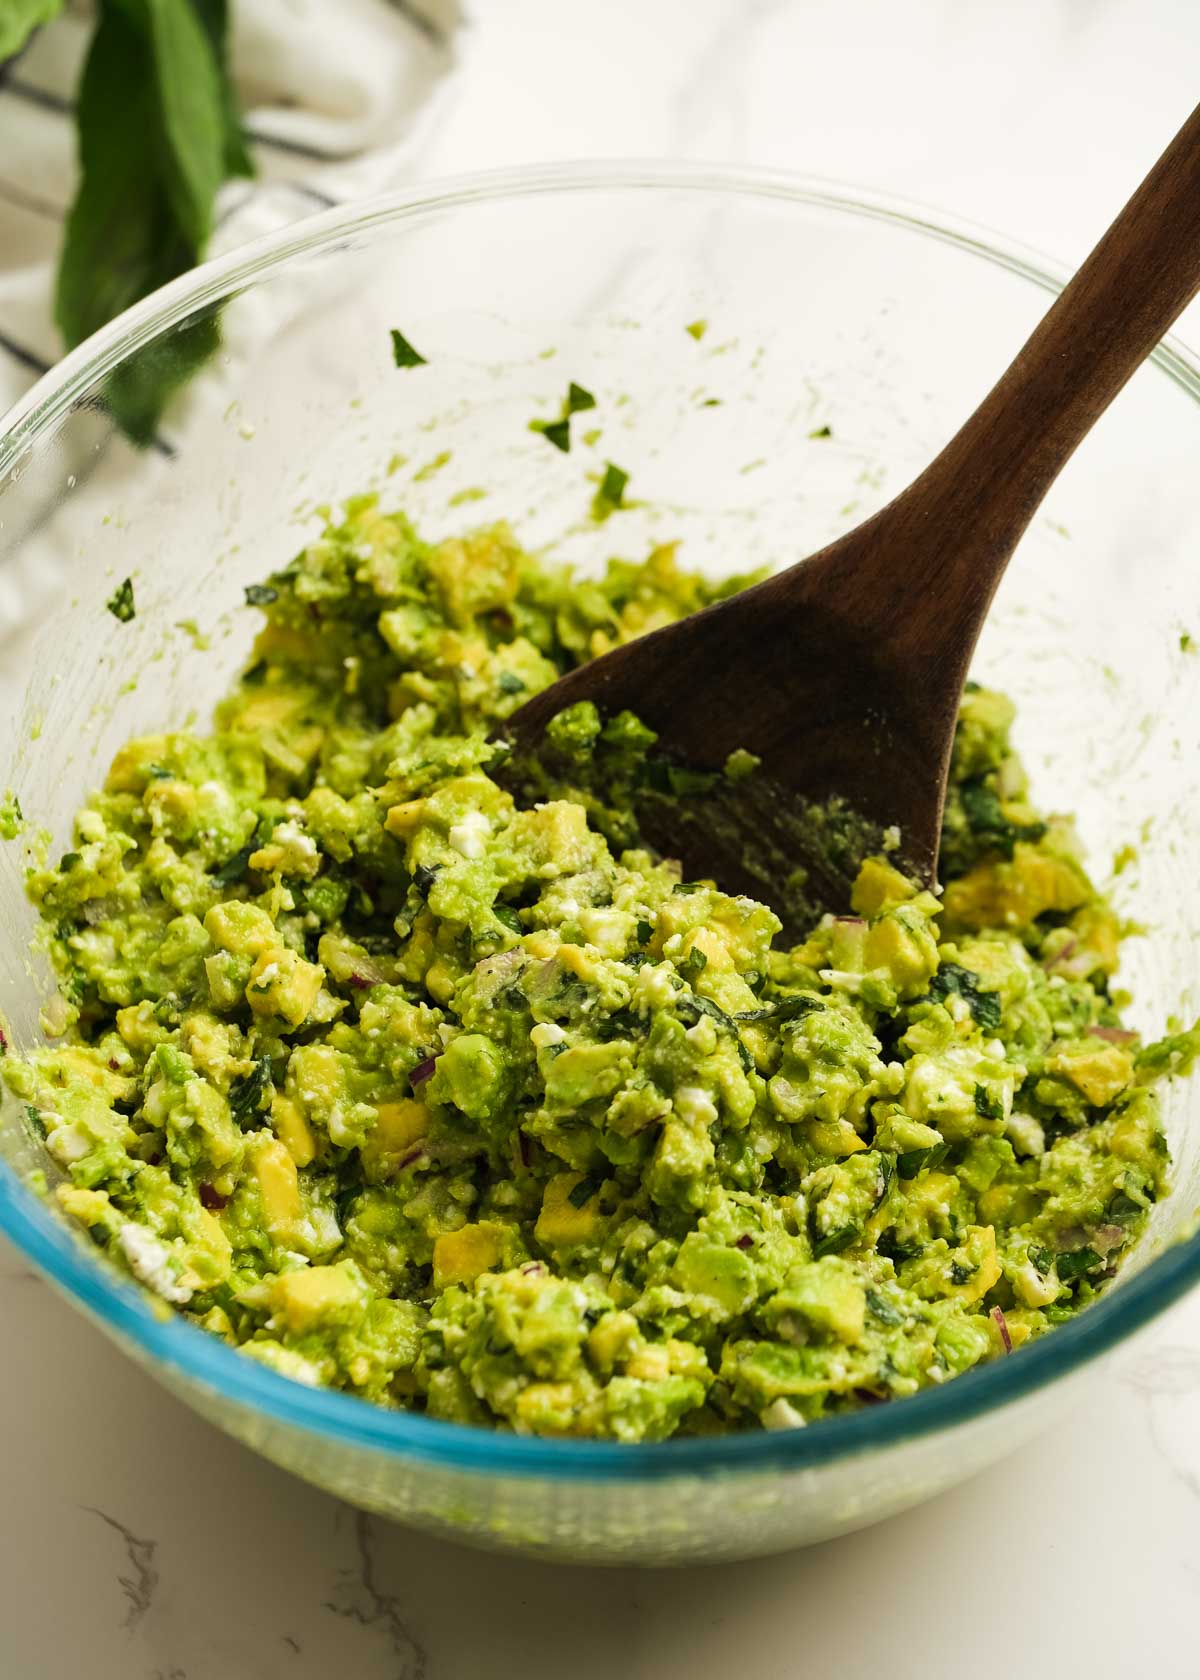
991,1305,1013,1355
852,1387,887,1405
735,1234,754,1251
1091,1026,1138,1045
1092,1223,1128,1254
199,1183,228,1211
834,916,867,927
409,1055,438,1088
520,1261,546,1278
396,1145,427,1171
517,1131,531,1169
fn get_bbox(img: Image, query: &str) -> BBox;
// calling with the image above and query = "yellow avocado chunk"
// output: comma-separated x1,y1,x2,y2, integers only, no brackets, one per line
254,1137,303,1241
535,1172,602,1247
271,1094,316,1168
1048,1043,1134,1107
246,946,324,1027
271,1264,365,1333
432,1222,506,1288
851,856,918,917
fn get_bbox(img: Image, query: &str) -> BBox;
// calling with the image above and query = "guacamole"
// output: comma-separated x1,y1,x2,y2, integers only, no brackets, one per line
5,500,1192,1441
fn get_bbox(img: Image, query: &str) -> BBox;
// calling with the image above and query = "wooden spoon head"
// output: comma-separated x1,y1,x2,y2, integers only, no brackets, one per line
499,543,964,938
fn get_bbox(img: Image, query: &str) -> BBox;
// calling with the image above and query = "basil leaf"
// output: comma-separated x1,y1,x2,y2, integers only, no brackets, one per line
244,583,278,606
0,0,63,61
390,328,427,369
193,0,254,178
566,382,596,414
567,1172,604,1209
1055,1246,1103,1281
106,578,136,622
812,1225,858,1259
925,963,1002,1032
144,0,226,248
228,1056,273,1126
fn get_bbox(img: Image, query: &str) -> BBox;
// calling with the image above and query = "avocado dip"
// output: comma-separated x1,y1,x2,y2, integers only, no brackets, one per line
5,498,1194,1442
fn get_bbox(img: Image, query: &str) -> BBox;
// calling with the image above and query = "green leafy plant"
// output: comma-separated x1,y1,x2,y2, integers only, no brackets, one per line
4,0,251,443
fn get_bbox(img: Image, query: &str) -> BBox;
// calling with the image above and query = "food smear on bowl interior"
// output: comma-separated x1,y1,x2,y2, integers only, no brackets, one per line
5,497,1196,1442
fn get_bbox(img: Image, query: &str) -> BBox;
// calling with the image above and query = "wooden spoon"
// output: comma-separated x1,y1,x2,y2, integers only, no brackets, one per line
503,104,1200,931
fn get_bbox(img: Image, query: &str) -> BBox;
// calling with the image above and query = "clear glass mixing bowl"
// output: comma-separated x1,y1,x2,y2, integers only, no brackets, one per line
2,164,1199,1567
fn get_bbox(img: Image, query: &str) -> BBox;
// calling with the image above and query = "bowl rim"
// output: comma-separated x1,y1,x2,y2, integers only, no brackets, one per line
3,158,1200,1482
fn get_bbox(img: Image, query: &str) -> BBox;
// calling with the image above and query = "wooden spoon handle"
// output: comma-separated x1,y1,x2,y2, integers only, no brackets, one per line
838,100,1200,653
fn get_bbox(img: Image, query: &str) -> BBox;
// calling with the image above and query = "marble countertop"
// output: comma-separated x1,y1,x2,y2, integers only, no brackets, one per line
6,2,1200,1674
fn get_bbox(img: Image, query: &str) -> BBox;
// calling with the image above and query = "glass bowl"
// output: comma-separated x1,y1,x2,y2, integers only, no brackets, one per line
2,163,1199,1568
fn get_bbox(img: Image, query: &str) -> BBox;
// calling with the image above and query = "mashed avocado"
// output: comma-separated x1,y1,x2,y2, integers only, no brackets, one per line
4,499,1192,1441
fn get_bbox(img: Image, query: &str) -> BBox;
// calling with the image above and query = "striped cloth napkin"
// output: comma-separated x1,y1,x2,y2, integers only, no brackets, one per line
0,0,462,423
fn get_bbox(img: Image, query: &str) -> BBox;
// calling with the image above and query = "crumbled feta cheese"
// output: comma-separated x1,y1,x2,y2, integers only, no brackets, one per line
882,825,901,852
531,1022,567,1049
118,1223,192,1304
1005,1111,1046,1158
762,1398,807,1431
448,810,491,859
46,1120,88,1164
674,1086,718,1128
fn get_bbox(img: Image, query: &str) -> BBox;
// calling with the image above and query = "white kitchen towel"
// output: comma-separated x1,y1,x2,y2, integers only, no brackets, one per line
0,0,464,423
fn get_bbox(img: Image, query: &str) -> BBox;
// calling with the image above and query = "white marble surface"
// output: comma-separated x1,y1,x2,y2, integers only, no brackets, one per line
6,2,1200,1674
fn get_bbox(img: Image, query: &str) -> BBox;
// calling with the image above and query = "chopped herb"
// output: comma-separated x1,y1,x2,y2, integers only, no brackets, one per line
390,328,427,368
878,1229,923,1264
685,319,708,340
812,1225,858,1259
948,1260,978,1285
663,763,719,797
228,1056,273,1126
497,671,526,695
537,417,572,453
635,919,654,945
591,462,629,522
58,852,82,872
865,1288,904,1326
679,947,708,981
493,904,523,935
1180,632,1195,654
568,1172,604,1209
808,424,833,439
1055,1245,1103,1281
1029,1245,1055,1274
106,578,136,622
594,1009,640,1042
974,1084,1005,1121
699,397,722,407
25,1104,45,1137
413,864,440,897
241,658,267,686
566,382,596,414
146,763,172,779
210,844,255,886
959,777,1047,860
734,995,823,1024
926,964,1002,1032
244,583,278,606
897,1142,950,1179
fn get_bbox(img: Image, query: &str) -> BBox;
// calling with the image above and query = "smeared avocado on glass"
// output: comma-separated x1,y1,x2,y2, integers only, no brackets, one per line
6,499,1193,1441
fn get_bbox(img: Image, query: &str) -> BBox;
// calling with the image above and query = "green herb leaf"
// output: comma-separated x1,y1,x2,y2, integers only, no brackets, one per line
948,1260,978,1285
244,583,279,607
566,382,596,414
54,0,247,444
959,777,1047,860
925,963,1002,1032
635,920,654,946
813,1224,858,1259
591,461,629,522
497,671,525,695
568,1172,604,1209
390,328,427,369
413,864,440,897
210,843,254,885
897,1142,950,1179
492,904,523,935
193,0,254,178
59,852,82,871
684,318,708,341
0,0,64,61
808,424,832,439
974,1084,1005,1121
679,947,708,981
106,577,136,622
145,0,226,249
228,1056,273,1126
1055,1245,1104,1281
536,417,572,453
865,1287,904,1327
